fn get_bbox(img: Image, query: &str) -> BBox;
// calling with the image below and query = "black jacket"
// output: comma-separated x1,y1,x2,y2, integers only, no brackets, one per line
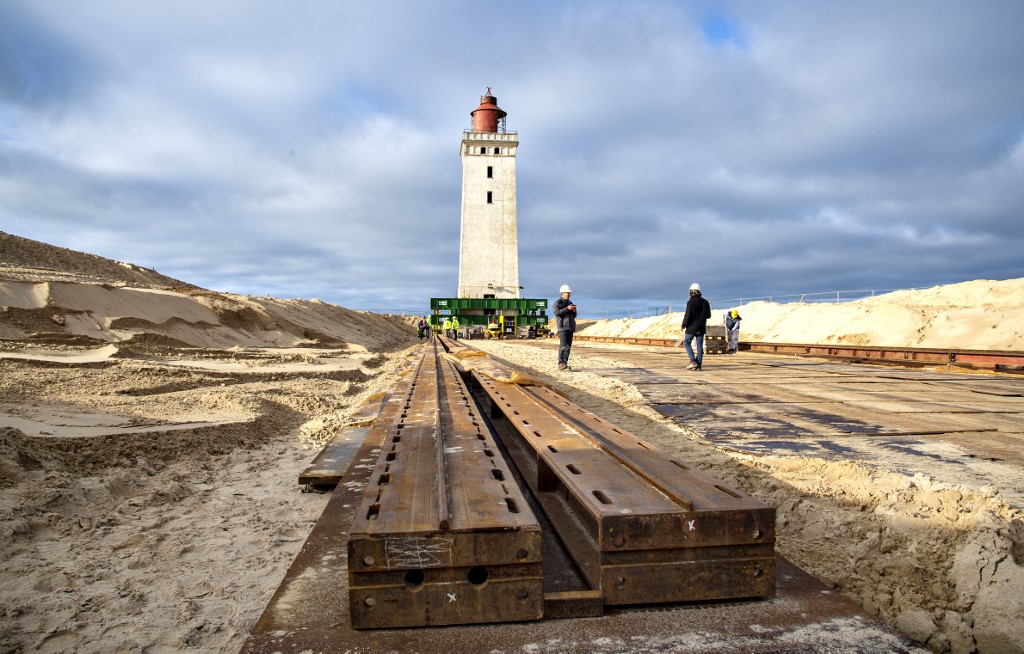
554,296,577,332
681,294,711,335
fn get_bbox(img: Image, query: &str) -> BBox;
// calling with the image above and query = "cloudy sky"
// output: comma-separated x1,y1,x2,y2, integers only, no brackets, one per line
2,1,1022,317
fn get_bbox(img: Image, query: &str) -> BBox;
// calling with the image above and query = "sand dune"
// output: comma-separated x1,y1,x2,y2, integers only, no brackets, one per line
581,278,1024,351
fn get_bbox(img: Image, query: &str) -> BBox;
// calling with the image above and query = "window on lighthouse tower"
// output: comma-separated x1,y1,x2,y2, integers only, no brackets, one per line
486,191,493,204
487,166,493,179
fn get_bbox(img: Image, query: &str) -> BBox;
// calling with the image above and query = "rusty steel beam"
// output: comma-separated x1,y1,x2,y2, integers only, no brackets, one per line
468,368,776,606
347,339,543,628
573,335,1024,372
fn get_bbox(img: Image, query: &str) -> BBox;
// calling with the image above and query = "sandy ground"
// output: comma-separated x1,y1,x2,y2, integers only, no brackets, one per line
466,339,1024,654
0,343,419,653
580,278,1024,351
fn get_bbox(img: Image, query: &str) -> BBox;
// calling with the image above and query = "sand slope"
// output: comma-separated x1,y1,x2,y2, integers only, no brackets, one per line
1,232,414,352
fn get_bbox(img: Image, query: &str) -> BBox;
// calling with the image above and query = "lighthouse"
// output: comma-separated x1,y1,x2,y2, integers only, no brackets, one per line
457,89,520,299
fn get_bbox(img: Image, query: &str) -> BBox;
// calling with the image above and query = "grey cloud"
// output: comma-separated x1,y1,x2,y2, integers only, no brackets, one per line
2,0,1022,314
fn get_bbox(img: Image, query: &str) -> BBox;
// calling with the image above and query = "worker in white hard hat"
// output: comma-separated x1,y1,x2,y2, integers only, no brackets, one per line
681,282,712,370
554,284,577,370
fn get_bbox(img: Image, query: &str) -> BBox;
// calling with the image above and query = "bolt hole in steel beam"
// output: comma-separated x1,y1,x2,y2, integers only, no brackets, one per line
671,460,689,470
404,570,426,588
547,445,558,453
491,468,504,481
505,498,520,513
377,473,390,485
467,566,489,585
566,464,582,475
592,490,613,505
366,504,380,520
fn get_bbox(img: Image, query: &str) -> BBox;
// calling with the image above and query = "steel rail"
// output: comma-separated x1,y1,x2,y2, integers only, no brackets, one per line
347,336,543,629
573,335,1024,371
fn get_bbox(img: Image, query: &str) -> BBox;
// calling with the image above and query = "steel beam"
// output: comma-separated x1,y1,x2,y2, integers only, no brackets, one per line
468,368,776,606
347,339,543,628
573,335,1024,372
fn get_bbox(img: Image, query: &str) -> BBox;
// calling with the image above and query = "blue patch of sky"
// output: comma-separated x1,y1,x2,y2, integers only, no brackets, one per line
319,81,408,129
701,10,747,49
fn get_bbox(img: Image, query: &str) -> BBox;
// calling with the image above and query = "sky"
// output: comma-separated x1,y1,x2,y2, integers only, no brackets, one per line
2,1,1023,318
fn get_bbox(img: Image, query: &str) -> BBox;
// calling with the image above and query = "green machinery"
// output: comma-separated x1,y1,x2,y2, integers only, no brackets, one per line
429,297,549,338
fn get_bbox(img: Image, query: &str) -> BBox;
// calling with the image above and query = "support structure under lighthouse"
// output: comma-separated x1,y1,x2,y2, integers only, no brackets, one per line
457,90,520,299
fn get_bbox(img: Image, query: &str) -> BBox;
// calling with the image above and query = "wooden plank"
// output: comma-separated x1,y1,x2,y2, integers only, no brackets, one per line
927,432,1024,466
298,425,371,488
638,383,829,405
844,399,1024,415
655,401,986,439
923,378,1024,397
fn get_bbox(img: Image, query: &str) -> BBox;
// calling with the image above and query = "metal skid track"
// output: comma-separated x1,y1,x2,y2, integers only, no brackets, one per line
347,339,543,629
469,370,776,606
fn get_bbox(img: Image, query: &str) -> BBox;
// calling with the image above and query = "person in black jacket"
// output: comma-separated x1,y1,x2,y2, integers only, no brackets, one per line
681,282,711,370
553,284,577,370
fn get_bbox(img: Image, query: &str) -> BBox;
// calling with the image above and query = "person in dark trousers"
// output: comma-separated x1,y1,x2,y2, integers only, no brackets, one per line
681,282,712,370
417,316,429,339
554,284,577,370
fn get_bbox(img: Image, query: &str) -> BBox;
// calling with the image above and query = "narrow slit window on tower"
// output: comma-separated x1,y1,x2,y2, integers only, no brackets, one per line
486,191,493,204
493,147,500,154
479,147,486,154
487,166,493,179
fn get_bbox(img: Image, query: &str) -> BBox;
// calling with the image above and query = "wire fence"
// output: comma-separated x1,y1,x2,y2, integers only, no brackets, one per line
363,287,924,321
582,287,922,321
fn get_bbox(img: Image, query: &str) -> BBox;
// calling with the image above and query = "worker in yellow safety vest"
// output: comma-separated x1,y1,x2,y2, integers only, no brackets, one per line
451,315,460,340
442,317,452,338
487,319,500,339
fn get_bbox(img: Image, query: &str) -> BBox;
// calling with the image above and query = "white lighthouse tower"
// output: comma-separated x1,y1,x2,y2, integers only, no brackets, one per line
457,89,521,299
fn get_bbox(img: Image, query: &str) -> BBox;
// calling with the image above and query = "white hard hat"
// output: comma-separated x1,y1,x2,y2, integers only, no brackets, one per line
689,282,701,292
559,284,572,293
